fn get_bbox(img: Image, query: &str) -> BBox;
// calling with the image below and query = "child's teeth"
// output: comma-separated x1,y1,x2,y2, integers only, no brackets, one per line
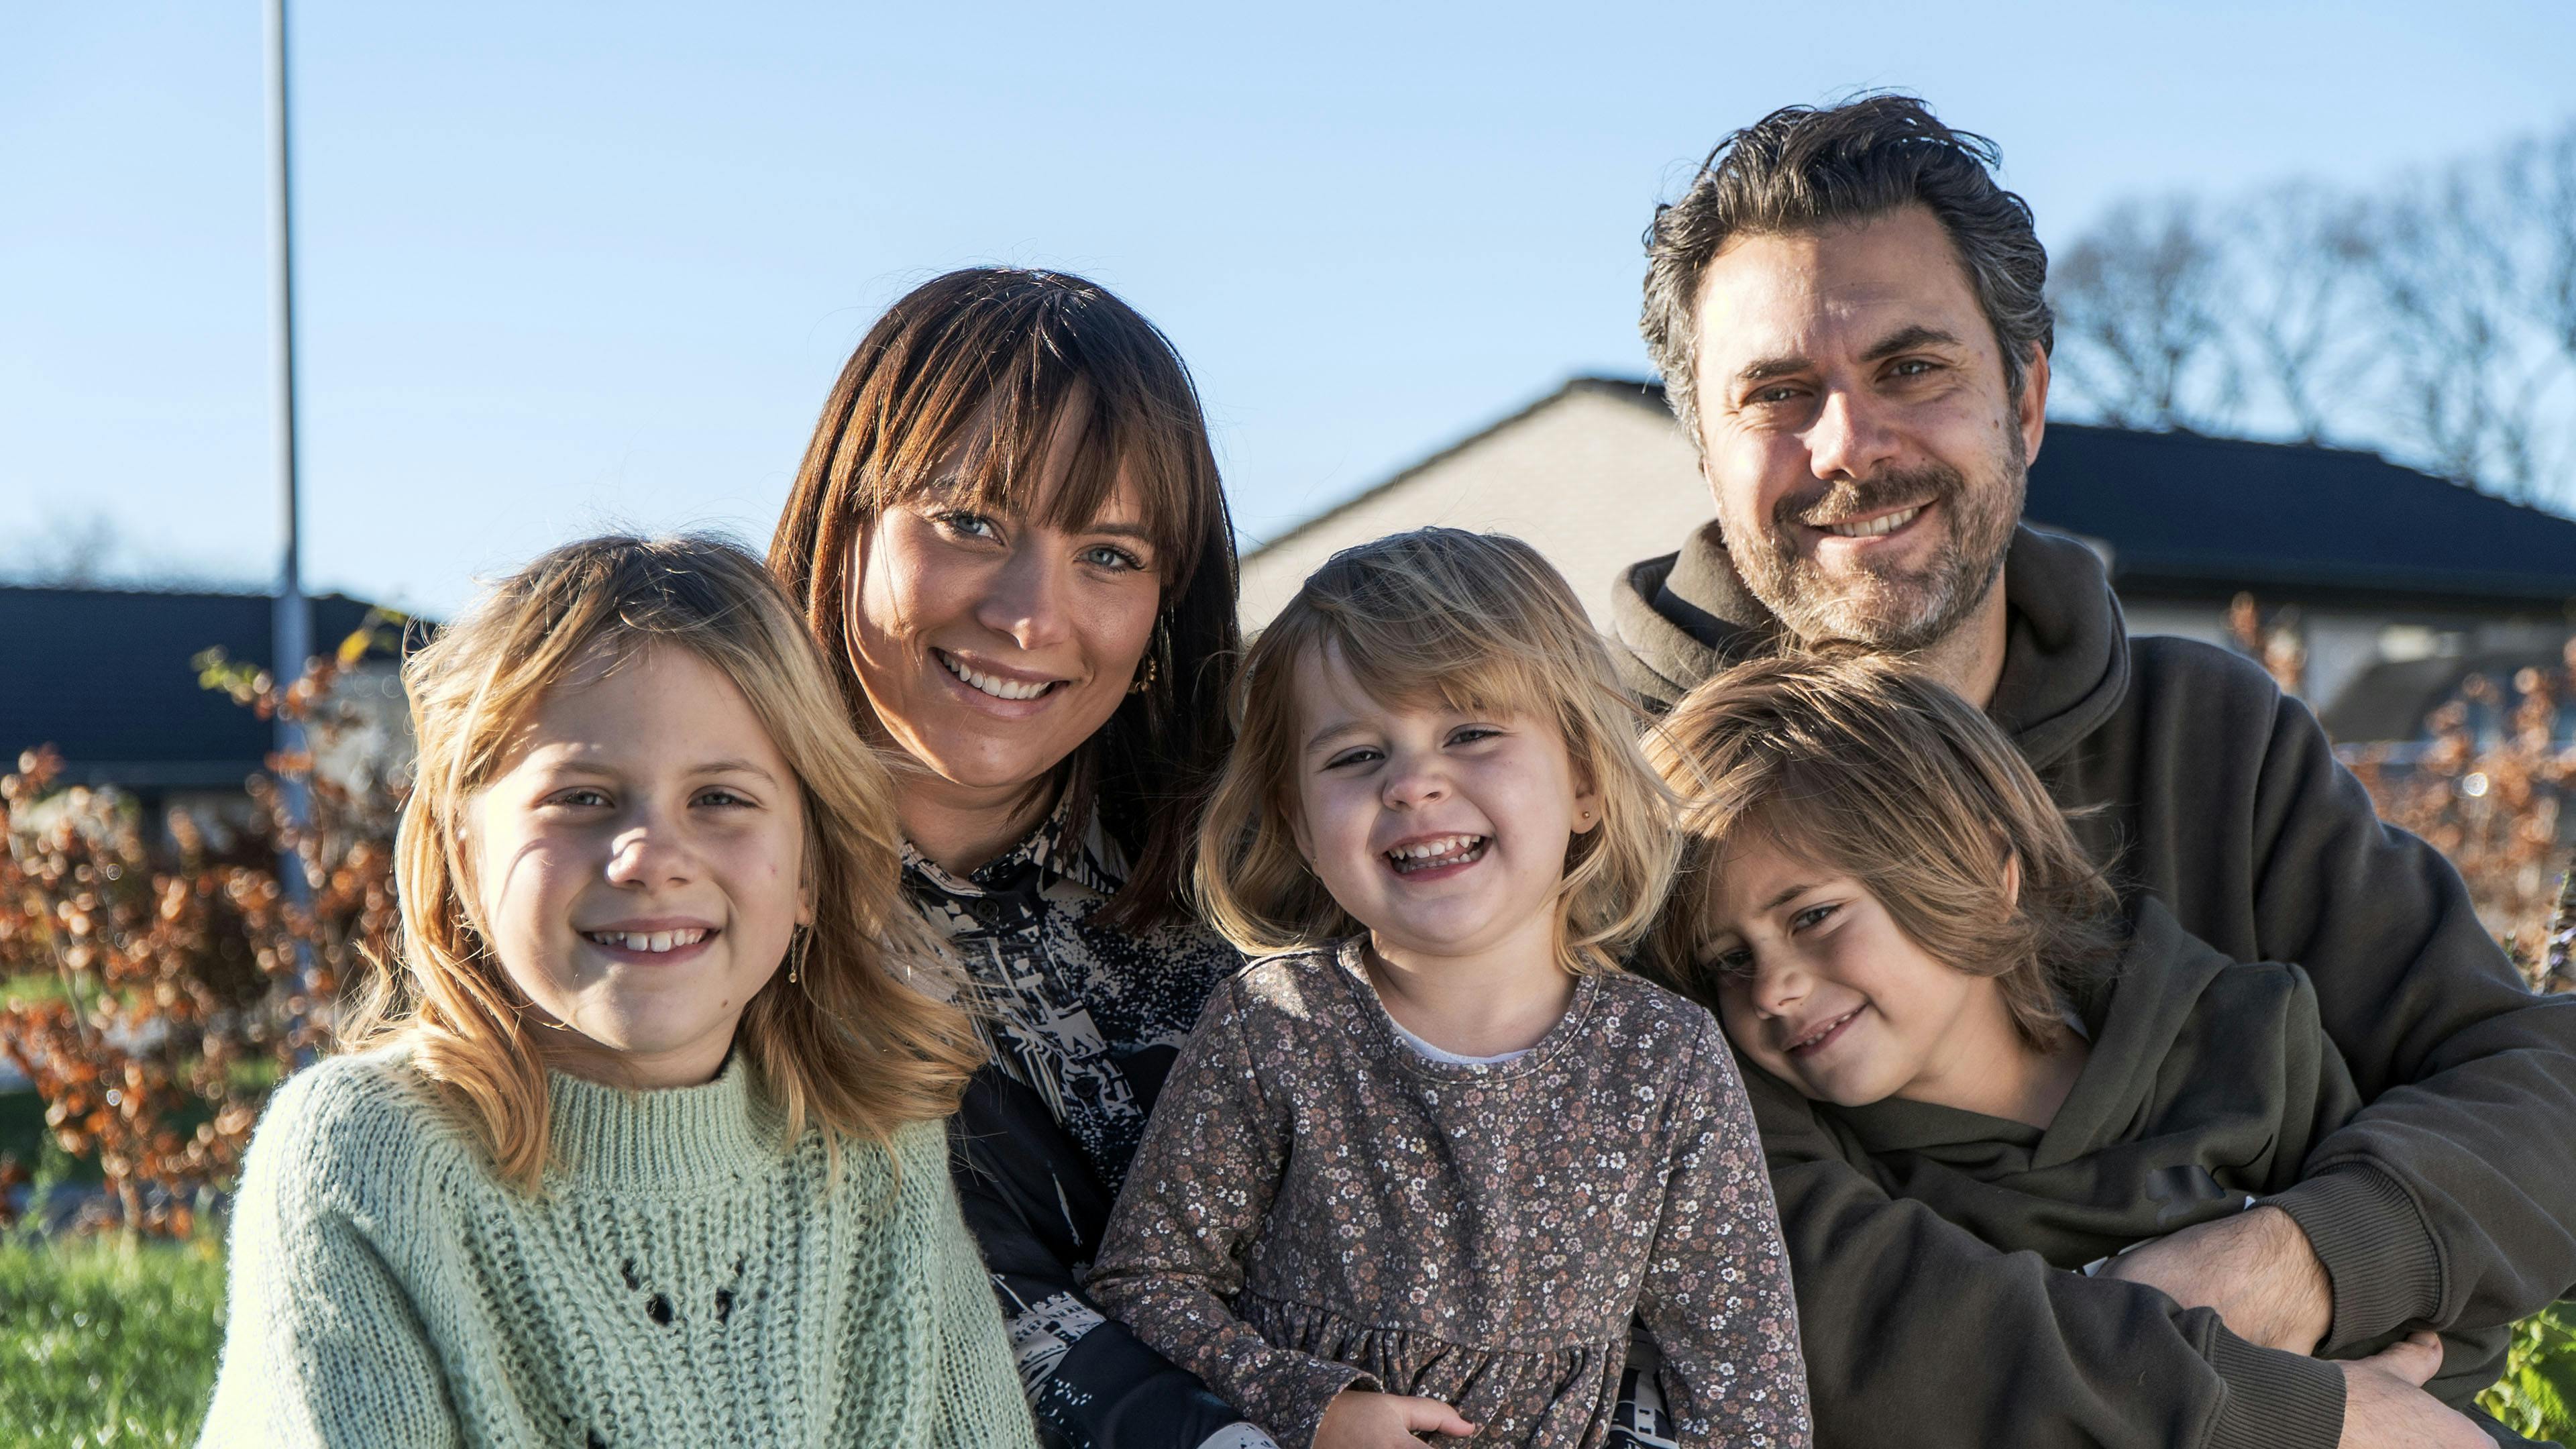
591,928,705,953
1390,835,1483,866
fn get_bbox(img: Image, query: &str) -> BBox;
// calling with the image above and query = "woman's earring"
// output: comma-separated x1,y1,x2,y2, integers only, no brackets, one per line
787,925,810,986
1128,617,1168,696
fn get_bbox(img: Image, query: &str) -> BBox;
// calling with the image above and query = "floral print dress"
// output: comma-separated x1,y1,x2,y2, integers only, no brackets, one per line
1087,940,1812,1449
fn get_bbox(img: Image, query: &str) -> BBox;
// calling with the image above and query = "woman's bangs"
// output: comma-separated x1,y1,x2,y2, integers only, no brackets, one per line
875,362,1203,589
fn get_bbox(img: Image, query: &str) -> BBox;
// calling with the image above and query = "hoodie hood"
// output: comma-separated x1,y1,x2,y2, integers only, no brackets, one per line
1811,895,2356,1271
1608,519,2131,769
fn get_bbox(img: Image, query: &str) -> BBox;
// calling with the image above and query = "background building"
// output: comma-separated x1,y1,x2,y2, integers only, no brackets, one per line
0,586,410,811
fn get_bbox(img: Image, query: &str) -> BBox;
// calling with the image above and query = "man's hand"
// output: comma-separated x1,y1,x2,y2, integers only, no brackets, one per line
2099,1205,2333,1352
2338,1331,2489,1449
1314,1389,1475,1448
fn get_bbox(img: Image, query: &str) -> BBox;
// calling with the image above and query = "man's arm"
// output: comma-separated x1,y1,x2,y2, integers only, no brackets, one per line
1745,1067,2347,1449
2236,685,2576,1349
951,1066,1276,1449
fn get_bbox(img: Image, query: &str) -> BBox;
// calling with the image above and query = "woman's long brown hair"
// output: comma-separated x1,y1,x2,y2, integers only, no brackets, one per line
769,268,1239,929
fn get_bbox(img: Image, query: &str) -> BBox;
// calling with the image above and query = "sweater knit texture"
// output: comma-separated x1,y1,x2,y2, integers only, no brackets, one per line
200,1045,1037,1448
1087,941,1812,1449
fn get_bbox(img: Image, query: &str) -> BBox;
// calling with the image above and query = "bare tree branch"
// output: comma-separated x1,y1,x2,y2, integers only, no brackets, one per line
2048,198,2240,431
2229,184,2373,444
2353,138,2574,502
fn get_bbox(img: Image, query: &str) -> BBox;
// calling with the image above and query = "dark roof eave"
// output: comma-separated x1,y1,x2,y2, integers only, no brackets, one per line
2086,555,2576,609
50,761,267,790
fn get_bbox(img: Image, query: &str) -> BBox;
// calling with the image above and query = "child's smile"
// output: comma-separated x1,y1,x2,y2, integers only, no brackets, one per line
1382,832,1488,879
1782,1004,1865,1059
577,918,718,963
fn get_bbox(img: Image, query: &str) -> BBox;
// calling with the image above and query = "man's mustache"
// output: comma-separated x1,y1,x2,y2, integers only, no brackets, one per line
1771,465,1963,533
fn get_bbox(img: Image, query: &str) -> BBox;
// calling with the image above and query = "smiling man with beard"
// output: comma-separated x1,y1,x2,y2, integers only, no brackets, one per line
1611,95,2576,1449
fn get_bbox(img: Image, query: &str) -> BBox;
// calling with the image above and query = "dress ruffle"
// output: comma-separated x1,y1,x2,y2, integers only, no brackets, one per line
1240,1291,1623,1447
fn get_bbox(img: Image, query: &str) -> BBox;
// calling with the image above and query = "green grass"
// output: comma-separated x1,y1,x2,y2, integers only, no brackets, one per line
0,1223,2566,1447
0,1236,225,1446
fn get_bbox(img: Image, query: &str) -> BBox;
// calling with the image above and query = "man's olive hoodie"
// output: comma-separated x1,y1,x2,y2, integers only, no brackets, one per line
1614,521,2576,1449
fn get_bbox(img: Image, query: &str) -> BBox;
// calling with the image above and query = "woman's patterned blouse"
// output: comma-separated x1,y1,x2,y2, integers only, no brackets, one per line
902,792,1242,1196
1087,940,1813,1449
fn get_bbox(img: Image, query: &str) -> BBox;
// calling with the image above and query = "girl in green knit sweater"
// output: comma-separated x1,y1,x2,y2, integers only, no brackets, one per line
202,535,1036,1448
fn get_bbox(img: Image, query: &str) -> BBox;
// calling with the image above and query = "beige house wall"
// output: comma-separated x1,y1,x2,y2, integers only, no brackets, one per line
1238,388,1711,629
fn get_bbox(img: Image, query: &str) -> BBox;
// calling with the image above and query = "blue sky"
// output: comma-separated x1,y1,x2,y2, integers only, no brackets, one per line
5,1,2573,616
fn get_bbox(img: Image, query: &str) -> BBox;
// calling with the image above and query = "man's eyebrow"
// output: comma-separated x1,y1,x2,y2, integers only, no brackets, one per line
1734,354,1812,386
1861,324,1965,362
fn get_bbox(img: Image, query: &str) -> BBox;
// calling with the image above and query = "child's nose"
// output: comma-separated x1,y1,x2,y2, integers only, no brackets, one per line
1752,959,1808,1016
605,820,694,886
1381,760,1448,808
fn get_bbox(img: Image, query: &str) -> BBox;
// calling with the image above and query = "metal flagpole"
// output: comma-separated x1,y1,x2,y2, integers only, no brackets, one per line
268,0,317,1040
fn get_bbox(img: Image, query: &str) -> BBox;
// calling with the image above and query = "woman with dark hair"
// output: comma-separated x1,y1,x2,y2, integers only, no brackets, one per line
770,268,1265,1448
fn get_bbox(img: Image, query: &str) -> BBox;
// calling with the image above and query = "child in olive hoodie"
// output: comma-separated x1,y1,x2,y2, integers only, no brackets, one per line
1644,652,2539,1449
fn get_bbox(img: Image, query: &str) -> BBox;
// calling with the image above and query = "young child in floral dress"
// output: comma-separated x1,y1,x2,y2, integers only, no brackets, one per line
1086,529,1811,1449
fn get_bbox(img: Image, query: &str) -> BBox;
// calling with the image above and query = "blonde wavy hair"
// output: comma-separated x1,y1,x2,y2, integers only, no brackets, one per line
346,534,983,1193
1646,652,2121,1049
1196,529,1676,974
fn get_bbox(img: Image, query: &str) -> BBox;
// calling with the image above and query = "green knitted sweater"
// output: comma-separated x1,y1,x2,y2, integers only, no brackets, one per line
200,1045,1036,1448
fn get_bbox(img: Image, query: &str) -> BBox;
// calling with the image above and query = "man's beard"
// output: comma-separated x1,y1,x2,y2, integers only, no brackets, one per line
1725,431,2025,653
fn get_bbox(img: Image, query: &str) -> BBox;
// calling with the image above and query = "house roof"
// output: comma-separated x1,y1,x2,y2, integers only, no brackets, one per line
1250,375,2576,610
0,587,400,790
2021,424,2576,608
1242,376,1670,561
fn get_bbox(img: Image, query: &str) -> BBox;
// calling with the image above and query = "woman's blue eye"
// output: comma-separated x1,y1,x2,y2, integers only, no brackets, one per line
1080,544,1145,572
937,510,999,539
694,789,754,808
1789,902,1839,932
551,788,610,808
